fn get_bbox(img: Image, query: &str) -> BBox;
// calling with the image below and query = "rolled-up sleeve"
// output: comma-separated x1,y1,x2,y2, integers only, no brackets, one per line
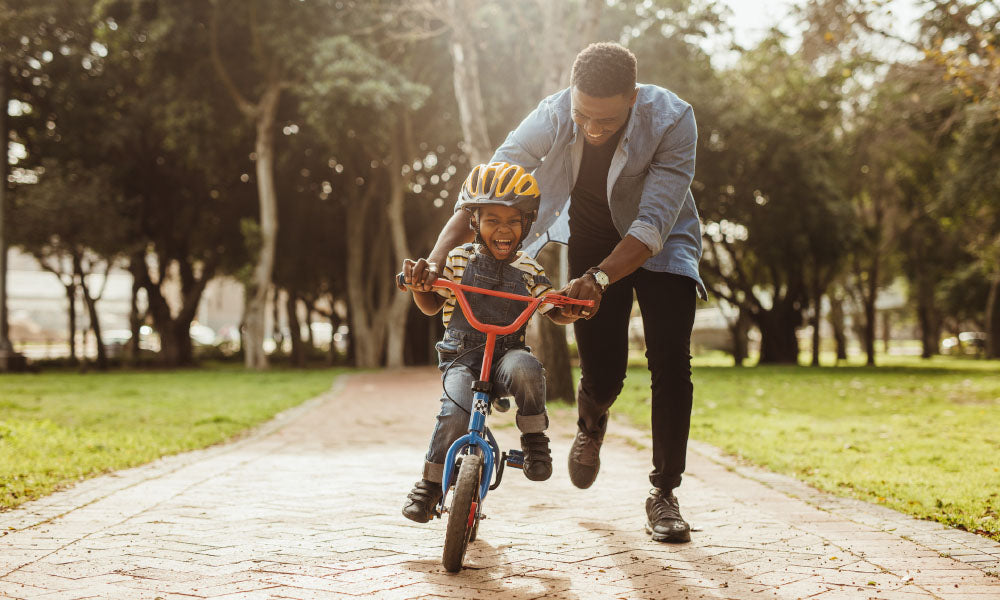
626,105,697,255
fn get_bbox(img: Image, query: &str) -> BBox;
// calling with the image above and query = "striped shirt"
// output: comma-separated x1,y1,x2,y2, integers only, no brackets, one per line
438,245,555,328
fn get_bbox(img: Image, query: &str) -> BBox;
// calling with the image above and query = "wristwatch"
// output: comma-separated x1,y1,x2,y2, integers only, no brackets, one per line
586,267,610,293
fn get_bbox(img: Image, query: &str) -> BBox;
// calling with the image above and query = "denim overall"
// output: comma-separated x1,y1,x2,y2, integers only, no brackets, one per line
422,247,549,483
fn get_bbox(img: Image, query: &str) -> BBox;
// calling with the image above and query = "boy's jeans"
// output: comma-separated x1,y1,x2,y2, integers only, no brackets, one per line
422,349,548,483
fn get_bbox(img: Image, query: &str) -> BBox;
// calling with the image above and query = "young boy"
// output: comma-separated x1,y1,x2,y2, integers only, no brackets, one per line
399,162,579,523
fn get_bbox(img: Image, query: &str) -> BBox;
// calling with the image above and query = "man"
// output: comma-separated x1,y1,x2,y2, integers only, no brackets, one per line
406,42,705,543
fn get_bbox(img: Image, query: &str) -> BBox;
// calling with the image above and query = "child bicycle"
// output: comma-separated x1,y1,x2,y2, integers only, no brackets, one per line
397,272,593,572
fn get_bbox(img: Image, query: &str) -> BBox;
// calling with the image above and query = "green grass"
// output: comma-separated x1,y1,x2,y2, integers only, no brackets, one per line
613,355,1000,540
0,366,342,511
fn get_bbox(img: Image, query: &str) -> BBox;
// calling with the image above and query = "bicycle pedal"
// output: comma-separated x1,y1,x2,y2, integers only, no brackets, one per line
505,449,525,469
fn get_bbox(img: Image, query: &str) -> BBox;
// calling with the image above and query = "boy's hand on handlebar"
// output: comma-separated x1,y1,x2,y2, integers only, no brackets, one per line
556,276,602,320
400,258,440,292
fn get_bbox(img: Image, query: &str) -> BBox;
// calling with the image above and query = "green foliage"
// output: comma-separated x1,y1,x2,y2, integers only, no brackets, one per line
613,357,1000,540
305,36,430,114
10,160,130,258
0,367,343,510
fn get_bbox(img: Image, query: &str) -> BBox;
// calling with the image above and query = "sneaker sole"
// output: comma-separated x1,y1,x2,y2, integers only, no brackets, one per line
645,522,691,543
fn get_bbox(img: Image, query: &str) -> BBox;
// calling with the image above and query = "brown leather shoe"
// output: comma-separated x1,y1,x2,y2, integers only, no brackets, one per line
567,429,603,489
401,479,442,523
645,488,691,543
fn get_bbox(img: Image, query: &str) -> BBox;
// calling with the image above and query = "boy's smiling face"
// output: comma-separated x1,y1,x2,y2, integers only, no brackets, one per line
475,204,526,260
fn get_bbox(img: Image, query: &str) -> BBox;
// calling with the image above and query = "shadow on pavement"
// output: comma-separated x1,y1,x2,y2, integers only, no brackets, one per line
399,536,579,599
578,519,736,600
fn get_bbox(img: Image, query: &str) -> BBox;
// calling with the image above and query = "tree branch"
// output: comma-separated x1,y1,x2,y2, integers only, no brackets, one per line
210,3,258,118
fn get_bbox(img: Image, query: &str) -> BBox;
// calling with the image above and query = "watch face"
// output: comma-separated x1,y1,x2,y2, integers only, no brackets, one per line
593,270,610,288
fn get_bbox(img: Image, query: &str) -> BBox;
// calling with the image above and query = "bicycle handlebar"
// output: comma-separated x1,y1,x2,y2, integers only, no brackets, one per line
396,272,594,336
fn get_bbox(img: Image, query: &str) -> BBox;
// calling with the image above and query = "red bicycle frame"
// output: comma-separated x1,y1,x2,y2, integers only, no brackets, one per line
430,278,593,383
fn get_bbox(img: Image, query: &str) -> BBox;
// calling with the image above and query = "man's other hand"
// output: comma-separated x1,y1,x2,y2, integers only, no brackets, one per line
557,275,602,320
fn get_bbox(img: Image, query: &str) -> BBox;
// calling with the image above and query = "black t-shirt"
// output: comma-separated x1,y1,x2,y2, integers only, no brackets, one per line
568,124,626,251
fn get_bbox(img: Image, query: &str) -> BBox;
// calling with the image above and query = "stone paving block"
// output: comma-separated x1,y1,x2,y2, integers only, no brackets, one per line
268,588,357,600
30,589,108,600
0,580,54,600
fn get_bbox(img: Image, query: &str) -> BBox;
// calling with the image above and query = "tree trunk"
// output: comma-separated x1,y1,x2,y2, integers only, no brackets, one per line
131,253,212,367
528,243,574,402
916,302,935,359
272,291,283,352
243,81,282,370
328,309,342,365
384,120,415,368
0,61,14,367
915,276,940,359
881,311,892,355
345,184,386,368
65,281,78,363
286,291,306,367
128,268,142,363
74,255,108,371
445,0,492,165
756,304,800,365
828,292,848,363
985,275,1000,359
537,0,602,95
728,307,750,367
810,279,823,367
305,302,315,351
158,320,192,367
862,263,878,366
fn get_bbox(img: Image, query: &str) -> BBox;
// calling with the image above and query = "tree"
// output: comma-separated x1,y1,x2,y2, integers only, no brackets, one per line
10,162,128,369
890,0,1000,357
698,37,852,364
207,0,291,369
0,0,94,369
299,28,461,367
924,0,1000,356
89,0,259,366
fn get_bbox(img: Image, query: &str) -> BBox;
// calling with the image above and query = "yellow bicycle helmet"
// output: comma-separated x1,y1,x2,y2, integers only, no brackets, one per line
456,162,541,215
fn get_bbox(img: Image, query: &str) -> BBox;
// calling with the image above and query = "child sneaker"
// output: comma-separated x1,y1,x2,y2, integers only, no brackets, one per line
402,479,442,523
520,432,552,481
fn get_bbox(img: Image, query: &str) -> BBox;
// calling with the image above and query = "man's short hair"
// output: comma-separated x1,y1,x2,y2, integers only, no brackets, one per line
570,42,637,98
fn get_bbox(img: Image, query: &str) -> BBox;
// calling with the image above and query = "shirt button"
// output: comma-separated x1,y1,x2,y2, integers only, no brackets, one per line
555,210,560,216
519,335,524,341
535,233,541,237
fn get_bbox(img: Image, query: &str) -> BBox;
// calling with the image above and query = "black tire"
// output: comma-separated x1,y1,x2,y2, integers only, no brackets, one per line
442,453,482,572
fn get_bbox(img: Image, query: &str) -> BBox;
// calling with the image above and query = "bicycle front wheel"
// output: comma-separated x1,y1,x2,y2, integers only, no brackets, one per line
442,453,482,572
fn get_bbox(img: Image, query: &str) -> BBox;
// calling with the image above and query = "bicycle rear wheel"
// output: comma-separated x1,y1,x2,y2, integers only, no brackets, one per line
442,453,482,572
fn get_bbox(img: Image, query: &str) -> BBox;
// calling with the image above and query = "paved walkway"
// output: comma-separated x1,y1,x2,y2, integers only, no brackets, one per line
2,368,999,600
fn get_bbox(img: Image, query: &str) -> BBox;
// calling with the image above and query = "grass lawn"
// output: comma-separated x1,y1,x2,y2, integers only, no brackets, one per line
0,366,343,511
613,355,1000,541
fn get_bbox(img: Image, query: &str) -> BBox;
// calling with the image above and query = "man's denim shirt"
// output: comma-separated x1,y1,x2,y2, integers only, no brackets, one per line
486,84,707,299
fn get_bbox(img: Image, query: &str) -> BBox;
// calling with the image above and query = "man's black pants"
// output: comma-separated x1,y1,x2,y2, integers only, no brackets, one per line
569,245,696,491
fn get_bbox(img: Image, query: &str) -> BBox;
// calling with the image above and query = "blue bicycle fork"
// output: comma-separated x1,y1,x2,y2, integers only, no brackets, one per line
440,390,495,509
